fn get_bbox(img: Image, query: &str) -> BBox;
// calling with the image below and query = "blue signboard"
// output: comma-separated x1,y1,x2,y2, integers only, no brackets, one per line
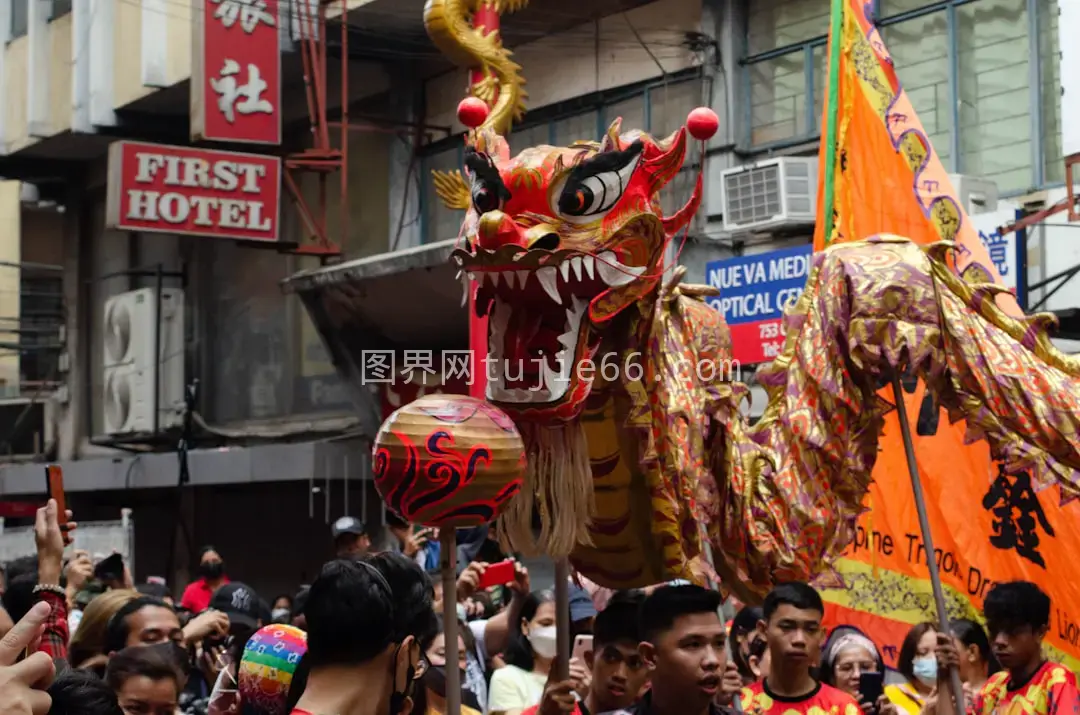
705,244,813,363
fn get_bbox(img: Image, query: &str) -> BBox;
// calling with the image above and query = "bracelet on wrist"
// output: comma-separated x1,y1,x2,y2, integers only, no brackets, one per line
33,583,66,596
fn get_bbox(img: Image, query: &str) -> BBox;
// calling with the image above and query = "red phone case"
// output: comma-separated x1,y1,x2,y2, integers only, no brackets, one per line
46,465,67,526
477,560,515,589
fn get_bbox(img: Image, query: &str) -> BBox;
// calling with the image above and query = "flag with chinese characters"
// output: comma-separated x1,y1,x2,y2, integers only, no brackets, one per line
812,0,1080,670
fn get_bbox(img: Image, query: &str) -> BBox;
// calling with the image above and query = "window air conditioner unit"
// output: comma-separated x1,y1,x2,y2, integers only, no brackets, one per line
101,288,185,436
947,174,999,215
721,157,818,234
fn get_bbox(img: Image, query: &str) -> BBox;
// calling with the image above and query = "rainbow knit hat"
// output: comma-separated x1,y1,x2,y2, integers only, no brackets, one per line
237,624,308,715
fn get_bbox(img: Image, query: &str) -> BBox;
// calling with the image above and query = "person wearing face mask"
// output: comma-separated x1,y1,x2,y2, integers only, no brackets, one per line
181,547,230,614
884,623,938,715
289,554,437,715
271,595,293,625
489,590,589,715
412,615,483,715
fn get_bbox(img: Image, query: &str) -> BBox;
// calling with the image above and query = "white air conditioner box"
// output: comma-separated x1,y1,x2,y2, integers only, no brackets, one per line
721,157,818,234
101,287,185,435
947,174,999,215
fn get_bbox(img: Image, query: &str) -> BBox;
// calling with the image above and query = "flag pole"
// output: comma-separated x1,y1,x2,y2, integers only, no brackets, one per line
821,0,844,246
890,375,965,715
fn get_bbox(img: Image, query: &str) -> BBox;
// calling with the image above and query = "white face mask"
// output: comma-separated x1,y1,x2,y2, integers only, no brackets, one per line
527,625,558,659
271,608,290,623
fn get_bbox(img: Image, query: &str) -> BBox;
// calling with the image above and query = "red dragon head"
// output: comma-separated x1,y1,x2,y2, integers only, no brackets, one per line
450,118,702,422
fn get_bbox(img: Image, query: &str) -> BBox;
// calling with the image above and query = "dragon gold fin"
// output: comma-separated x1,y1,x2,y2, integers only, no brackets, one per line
431,169,471,211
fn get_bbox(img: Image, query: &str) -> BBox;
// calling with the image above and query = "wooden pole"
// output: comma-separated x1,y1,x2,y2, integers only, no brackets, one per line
554,558,571,680
440,529,461,715
890,375,964,715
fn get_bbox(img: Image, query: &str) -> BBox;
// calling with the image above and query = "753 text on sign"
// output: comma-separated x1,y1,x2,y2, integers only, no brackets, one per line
105,141,282,243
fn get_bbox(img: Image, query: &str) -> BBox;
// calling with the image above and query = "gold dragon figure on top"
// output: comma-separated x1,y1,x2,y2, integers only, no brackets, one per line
422,0,1080,600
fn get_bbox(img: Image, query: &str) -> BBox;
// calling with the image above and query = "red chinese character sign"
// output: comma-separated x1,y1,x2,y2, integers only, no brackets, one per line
105,141,281,242
192,0,281,145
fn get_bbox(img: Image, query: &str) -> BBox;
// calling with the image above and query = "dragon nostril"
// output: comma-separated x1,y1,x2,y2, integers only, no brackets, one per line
531,233,560,251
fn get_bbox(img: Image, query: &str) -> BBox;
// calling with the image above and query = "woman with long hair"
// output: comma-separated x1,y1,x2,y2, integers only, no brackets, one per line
949,618,999,701
69,589,140,673
411,614,483,715
885,622,938,715
487,590,558,715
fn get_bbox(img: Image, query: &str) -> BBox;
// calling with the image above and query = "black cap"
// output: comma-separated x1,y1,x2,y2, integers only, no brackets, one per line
209,583,265,630
331,516,367,540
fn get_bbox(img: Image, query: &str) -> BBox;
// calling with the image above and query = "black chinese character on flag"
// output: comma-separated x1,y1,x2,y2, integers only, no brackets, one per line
981,465,1055,568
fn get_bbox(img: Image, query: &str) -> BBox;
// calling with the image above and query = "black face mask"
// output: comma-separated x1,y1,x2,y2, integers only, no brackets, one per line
424,665,481,711
199,561,225,579
388,644,417,715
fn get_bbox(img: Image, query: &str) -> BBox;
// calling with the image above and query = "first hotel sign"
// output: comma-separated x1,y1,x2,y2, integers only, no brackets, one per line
105,141,281,242
192,0,281,145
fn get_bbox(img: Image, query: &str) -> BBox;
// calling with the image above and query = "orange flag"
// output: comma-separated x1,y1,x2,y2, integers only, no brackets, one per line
814,0,1080,670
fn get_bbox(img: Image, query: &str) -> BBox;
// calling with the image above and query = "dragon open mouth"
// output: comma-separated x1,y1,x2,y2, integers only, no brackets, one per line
452,245,647,407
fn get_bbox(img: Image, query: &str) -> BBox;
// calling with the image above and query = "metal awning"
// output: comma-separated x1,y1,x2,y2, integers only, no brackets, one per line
282,240,469,431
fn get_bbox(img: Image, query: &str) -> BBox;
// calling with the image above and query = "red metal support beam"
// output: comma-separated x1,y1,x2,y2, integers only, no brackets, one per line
997,153,1080,236
281,0,349,257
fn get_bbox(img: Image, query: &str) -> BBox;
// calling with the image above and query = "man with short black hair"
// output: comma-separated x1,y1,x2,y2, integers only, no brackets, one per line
104,596,184,655
738,582,859,715
603,585,729,715
528,590,650,715
332,517,371,559
291,554,438,715
936,580,1079,715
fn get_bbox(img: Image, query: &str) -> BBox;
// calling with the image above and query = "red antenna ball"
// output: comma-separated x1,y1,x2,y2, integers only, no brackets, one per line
458,97,490,129
687,107,719,141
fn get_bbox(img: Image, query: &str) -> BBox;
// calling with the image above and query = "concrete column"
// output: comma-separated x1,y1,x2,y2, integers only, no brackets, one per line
56,187,83,460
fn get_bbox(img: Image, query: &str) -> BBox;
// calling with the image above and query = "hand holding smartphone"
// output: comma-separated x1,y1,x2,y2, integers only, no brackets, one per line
45,464,71,546
572,634,593,662
476,560,516,590
858,672,884,714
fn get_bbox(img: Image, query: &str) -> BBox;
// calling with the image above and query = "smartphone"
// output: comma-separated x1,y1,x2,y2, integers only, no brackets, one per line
572,634,593,662
858,672,884,710
94,553,125,583
45,465,70,543
476,560,515,590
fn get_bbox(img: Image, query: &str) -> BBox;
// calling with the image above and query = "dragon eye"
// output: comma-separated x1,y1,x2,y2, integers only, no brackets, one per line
472,184,503,214
552,143,642,225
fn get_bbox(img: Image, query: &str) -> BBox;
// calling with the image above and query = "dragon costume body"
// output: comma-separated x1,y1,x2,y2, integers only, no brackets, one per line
422,0,1080,599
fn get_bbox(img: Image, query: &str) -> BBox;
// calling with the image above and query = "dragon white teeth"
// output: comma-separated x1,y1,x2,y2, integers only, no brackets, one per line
536,266,561,304
460,273,471,307
582,255,595,279
515,270,528,289
570,256,583,280
596,251,643,287
559,262,571,282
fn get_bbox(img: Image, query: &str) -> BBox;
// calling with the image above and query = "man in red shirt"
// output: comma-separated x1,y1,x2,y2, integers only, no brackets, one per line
936,581,1080,715
180,546,229,614
738,582,860,715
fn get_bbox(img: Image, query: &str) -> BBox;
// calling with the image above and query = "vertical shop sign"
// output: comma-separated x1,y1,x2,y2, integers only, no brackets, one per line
192,0,282,145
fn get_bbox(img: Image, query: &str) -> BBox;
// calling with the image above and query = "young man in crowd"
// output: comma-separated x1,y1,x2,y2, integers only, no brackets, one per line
935,580,1079,715
738,582,859,715
290,553,438,715
611,584,730,715
529,590,651,715
331,516,372,560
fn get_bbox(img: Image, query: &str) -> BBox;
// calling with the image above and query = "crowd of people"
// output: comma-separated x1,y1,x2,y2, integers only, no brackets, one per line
0,499,1077,715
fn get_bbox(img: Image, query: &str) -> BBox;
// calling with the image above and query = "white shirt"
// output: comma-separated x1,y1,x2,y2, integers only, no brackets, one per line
487,664,546,713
